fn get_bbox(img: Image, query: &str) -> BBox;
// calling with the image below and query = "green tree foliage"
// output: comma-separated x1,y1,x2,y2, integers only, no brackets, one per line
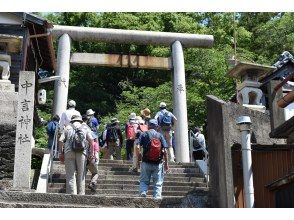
34,12,294,149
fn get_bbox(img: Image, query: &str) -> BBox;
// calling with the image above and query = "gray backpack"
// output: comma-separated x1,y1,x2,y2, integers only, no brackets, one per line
70,124,88,152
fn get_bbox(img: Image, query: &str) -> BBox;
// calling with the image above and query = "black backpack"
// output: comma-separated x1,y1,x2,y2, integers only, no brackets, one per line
70,124,88,152
106,126,119,142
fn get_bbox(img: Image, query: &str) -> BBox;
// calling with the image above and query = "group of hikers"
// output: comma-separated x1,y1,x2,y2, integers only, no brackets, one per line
46,99,206,199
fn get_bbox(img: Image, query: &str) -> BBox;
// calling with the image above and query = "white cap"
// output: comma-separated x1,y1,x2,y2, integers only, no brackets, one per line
68,100,76,107
86,109,95,116
128,112,136,120
160,102,166,108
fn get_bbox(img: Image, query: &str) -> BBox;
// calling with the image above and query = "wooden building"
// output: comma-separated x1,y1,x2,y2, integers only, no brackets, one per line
232,52,294,208
0,12,55,89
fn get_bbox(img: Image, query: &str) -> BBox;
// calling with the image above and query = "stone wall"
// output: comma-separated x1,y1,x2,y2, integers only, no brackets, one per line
206,95,286,208
0,86,17,183
0,124,16,180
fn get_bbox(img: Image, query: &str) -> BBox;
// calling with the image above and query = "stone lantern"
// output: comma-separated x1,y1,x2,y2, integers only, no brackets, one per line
228,61,275,112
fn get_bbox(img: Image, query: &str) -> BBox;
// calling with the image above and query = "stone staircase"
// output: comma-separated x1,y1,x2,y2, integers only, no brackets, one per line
45,159,211,207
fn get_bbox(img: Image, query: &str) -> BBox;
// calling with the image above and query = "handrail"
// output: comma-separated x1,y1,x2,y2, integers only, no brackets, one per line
48,124,59,183
36,124,59,192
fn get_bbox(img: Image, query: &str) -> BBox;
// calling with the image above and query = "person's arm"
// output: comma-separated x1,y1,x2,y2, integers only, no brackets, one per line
171,113,177,130
118,128,123,147
163,148,169,172
58,132,66,163
160,133,169,172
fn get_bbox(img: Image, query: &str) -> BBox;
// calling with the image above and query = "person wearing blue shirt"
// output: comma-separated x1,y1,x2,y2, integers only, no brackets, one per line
154,102,177,162
135,119,169,199
46,114,60,150
86,109,99,141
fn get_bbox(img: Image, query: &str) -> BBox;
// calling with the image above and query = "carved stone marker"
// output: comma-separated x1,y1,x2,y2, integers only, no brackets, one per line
13,71,35,190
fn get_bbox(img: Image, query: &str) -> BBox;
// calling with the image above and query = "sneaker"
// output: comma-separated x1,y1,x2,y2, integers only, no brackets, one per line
88,183,97,192
140,192,147,198
153,196,162,200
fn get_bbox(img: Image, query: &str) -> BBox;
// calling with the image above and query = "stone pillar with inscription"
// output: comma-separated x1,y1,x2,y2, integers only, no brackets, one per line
13,71,35,190
172,41,190,163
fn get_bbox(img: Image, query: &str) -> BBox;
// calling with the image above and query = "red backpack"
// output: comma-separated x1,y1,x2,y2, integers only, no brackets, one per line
126,123,137,140
143,131,162,163
138,124,148,132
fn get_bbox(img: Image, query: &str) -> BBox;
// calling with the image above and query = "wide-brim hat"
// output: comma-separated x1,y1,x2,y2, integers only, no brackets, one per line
86,109,95,116
140,108,151,118
111,117,120,124
128,112,136,120
71,115,83,123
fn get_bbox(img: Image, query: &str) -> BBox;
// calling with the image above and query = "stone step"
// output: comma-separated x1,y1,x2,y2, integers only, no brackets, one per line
50,174,204,183
99,159,195,166
53,164,200,174
0,190,211,207
53,161,197,169
51,170,202,178
48,183,206,192
47,188,208,197
49,179,206,188
0,201,96,208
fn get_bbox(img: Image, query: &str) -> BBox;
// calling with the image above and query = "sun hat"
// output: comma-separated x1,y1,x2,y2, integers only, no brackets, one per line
71,115,83,123
111,118,120,124
128,112,136,120
68,100,76,107
159,102,166,108
86,109,95,116
140,108,151,118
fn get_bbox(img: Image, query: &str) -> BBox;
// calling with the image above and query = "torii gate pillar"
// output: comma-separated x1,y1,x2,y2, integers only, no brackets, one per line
53,33,71,117
172,41,190,162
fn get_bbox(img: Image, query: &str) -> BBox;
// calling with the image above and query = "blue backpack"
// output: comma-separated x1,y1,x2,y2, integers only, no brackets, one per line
160,111,172,127
47,121,57,136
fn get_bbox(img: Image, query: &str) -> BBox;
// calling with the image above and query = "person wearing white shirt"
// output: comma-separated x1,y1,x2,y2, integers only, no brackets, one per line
59,100,81,131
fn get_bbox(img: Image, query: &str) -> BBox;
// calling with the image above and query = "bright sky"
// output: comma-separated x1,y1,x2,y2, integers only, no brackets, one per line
1,0,294,12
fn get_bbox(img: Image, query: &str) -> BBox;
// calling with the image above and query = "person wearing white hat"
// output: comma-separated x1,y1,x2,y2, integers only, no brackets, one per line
58,115,93,195
59,100,81,132
154,102,177,162
86,108,100,140
125,113,138,161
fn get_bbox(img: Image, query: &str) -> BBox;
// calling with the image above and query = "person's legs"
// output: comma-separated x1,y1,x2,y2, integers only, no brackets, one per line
64,151,76,194
132,142,138,171
115,142,121,160
126,139,133,160
139,162,151,196
151,162,164,199
107,142,115,160
164,130,175,162
75,152,87,195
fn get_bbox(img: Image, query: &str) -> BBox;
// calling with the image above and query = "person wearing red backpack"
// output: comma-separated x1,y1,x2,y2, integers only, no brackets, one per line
125,113,138,161
136,119,169,199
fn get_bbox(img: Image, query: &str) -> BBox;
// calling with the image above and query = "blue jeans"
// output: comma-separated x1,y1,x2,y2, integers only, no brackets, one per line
139,162,164,198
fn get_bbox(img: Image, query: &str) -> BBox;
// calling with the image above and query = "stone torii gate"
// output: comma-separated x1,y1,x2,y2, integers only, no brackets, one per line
51,25,214,163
